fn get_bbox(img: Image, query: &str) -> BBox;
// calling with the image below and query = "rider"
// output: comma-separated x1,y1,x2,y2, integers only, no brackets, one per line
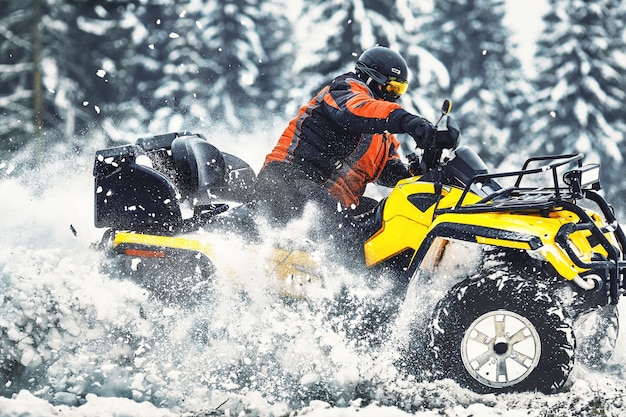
255,46,435,241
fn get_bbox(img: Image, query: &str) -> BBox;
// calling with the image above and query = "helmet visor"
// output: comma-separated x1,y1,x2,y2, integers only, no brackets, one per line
385,77,408,99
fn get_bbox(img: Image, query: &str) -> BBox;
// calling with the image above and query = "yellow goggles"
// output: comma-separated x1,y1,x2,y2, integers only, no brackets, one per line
385,77,408,98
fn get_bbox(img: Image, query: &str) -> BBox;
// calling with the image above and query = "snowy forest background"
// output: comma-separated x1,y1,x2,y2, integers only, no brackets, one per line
2,0,626,213
3,1,626,416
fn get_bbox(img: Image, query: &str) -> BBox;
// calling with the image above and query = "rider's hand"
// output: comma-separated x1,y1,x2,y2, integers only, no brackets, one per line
404,116,436,149
408,160,423,176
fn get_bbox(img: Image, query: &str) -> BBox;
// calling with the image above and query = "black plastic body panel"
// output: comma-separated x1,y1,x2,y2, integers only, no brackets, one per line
94,144,182,230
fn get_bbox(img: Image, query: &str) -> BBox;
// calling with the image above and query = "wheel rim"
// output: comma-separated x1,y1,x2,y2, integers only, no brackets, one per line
461,309,541,388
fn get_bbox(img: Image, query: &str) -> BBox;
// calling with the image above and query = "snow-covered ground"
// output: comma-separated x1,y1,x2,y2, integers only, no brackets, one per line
1,134,626,417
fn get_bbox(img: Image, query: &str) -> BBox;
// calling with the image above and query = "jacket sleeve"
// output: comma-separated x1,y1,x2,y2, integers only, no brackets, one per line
376,135,410,187
323,77,411,134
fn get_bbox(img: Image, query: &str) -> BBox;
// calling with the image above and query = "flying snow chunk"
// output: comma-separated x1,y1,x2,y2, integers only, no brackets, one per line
241,73,254,86
169,32,180,39
96,69,106,78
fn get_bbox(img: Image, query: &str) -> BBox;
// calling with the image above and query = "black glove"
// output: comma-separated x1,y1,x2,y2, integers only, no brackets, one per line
403,116,435,149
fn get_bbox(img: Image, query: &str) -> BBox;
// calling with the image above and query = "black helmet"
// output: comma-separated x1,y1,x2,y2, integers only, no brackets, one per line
355,46,409,102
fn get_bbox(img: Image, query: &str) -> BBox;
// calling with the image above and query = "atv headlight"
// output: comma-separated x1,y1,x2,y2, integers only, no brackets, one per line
563,164,601,197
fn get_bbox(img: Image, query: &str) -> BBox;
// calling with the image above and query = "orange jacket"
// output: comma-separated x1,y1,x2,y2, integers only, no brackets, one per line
262,72,413,207
324,132,408,207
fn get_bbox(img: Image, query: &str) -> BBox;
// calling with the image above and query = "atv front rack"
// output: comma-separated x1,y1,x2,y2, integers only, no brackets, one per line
442,153,596,214
435,152,626,303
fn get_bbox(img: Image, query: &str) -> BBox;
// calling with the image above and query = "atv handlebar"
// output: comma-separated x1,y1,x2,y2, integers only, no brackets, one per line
420,113,461,172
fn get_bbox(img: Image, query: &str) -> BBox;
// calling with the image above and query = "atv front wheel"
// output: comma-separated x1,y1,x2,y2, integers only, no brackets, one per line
430,274,575,393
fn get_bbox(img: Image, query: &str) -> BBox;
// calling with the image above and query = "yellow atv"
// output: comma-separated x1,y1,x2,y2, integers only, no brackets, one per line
93,102,625,394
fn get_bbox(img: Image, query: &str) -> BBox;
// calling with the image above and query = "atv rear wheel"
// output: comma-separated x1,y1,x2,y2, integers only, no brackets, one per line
430,274,575,393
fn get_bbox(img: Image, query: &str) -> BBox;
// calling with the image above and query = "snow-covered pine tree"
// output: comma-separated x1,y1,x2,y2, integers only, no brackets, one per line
526,0,626,208
421,0,530,167
140,0,293,133
0,0,36,154
0,0,138,157
286,0,361,113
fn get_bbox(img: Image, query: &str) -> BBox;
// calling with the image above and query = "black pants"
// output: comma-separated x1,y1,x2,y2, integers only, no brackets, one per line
254,162,372,265
254,162,338,224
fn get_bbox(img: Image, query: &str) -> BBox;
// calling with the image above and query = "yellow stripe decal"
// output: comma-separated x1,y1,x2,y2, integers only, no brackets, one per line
113,232,215,257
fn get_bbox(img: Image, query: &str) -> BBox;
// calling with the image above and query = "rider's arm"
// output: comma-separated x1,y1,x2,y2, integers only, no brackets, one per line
323,77,413,134
324,77,433,146
376,135,410,187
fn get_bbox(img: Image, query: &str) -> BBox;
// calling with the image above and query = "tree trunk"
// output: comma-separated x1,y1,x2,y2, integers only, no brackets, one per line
32,0,44,160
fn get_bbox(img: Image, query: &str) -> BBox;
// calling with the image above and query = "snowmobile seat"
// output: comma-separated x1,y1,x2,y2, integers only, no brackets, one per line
171,136,227,201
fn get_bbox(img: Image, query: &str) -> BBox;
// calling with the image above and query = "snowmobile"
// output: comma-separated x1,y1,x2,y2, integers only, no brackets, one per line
93,100,626,394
